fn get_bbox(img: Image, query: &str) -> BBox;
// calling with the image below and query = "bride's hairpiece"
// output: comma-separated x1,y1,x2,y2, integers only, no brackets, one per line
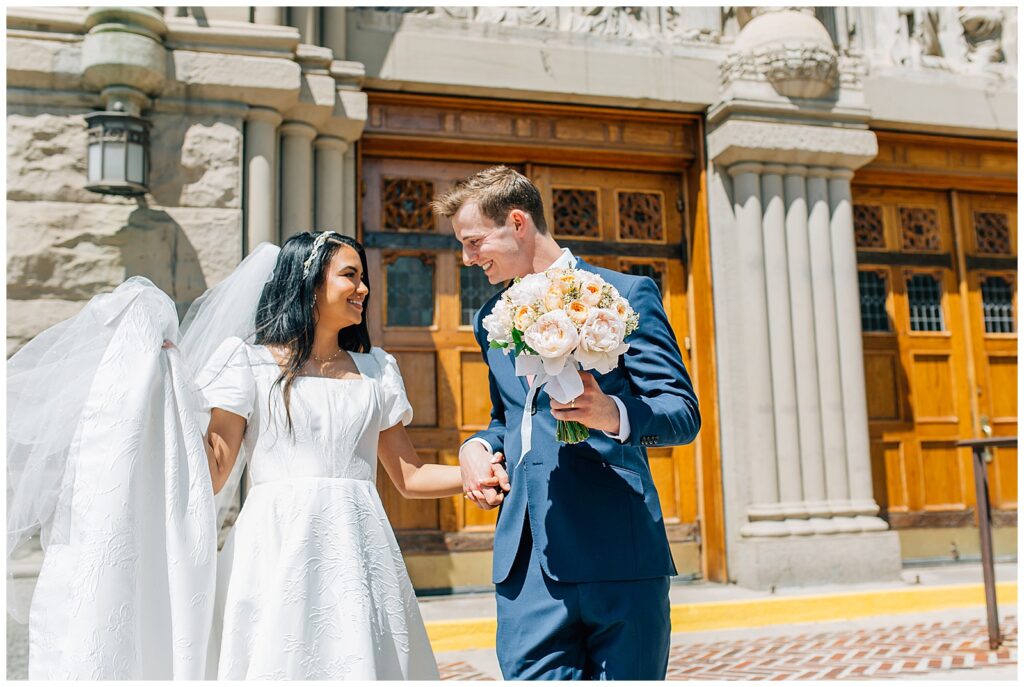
302,231,338,279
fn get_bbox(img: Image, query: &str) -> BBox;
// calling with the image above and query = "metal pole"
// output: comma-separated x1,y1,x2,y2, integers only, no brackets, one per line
958,436,1016,651
971,445,1000,650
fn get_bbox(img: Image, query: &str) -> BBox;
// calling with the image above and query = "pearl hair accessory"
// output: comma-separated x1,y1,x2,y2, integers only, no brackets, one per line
302,231,339,279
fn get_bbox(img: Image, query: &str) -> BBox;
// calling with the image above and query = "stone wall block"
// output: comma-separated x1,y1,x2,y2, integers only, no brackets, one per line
7,113,122,205
6,37,85,92
7,299,90,357
167,51,301,112
7,200,242,335
148,116,243,209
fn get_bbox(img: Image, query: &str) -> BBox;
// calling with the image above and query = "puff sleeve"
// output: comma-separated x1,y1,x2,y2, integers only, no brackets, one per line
196,336,256,420
371,347,414,431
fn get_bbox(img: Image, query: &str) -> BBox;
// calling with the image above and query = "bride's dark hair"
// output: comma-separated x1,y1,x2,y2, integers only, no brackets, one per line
254,231,371,431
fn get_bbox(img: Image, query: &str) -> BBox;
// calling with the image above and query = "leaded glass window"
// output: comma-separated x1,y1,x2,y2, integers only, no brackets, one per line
858,271,890,332
386,256,434,327
981,276,1015,333
907,273,945,332
460,266,504,326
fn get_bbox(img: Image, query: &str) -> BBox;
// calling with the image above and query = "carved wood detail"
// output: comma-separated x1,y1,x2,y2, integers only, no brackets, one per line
854,204,886,249
899,206,942,251
382,177,435,232
617,191,665,241
364,94,699,166
551,187,601,239
973,211,1012,255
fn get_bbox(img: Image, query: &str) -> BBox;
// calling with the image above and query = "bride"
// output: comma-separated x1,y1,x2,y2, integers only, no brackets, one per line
6,231,505,680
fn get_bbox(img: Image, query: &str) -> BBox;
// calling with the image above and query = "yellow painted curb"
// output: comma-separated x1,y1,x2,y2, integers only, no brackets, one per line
426,581,1017,653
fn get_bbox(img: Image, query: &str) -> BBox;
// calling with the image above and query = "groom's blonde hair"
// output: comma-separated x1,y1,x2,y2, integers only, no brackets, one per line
431,166,548,234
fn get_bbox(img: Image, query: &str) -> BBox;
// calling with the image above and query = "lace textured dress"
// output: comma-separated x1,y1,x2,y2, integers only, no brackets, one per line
200,337,439,680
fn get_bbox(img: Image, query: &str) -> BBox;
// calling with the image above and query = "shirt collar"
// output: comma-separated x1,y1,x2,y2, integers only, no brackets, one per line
546,247,577,271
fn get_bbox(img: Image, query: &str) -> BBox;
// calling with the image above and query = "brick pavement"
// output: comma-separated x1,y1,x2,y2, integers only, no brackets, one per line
437,614,1017,681
665,614,1017,681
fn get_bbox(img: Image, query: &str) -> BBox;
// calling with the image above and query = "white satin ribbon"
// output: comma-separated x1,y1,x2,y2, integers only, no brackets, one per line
514,354,584,466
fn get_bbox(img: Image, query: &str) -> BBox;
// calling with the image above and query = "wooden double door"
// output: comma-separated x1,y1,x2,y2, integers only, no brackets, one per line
360,156,701,571
854,187,1017,528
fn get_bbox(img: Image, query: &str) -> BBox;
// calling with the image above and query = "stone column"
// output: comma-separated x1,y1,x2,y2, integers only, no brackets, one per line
806,168,846,535
784,166,831,531
707,7,900,588
245,107,281,249
252,7,284,25
730,163,788,538
289,7,318,45
761,165,811,533
828,169,889,531
322,7,347,59
279,121,317,240
314,136,347,232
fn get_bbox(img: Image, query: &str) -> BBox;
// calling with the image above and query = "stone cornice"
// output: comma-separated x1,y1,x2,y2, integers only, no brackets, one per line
708,119,878,170
163,16,299,58
6,7,88,34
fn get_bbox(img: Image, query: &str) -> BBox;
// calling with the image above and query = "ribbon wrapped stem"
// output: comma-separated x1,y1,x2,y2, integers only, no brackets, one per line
515,355,588,465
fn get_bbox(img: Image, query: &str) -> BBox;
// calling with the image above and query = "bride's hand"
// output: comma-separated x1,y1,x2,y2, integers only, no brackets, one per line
162,339,177,350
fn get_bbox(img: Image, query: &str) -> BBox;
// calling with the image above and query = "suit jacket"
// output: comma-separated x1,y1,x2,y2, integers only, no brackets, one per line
471,260,700,584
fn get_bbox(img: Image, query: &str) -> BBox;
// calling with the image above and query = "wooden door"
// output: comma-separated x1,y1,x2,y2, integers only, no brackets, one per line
529,165,700,552
853,187,976,526
362,157,701,568
956,192,1017,513
361,157,507,545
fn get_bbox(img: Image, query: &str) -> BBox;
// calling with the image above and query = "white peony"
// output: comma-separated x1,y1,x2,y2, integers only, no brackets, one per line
566,299,590,326
576,308,630,374
509,272,550,306
612,297,632,320
482,298,514,347
523,310,580,375
513,304,539,332
543,286,564,312
578,275,603,306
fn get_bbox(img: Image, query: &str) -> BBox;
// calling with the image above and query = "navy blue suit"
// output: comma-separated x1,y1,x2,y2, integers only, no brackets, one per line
470,260,700,679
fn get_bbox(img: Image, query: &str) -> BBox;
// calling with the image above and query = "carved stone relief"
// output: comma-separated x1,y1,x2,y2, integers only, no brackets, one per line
846,5,1014,76
379,6,726,43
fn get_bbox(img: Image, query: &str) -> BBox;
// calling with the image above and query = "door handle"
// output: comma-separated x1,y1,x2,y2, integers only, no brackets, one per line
980,415,994,464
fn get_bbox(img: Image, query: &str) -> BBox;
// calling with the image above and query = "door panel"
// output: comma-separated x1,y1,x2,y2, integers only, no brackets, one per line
853,187,975,525
364,157,700,556
363,158,503,534
532,165,697,540
956,192,1017,510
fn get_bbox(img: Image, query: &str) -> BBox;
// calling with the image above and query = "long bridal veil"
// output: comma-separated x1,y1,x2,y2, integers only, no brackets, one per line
6,243,280,679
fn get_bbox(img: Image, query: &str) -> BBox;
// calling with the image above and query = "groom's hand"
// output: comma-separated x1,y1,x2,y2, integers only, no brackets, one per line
549,370,620,434
459,442,510,510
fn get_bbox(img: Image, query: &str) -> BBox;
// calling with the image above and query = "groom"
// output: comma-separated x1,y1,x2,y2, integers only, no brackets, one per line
434,167,700,680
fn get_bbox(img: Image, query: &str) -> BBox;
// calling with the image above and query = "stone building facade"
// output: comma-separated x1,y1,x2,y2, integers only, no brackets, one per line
6,6,1018,591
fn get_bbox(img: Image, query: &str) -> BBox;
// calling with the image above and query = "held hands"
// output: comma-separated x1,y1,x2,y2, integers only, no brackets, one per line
549,371,620,435
458,442,510,510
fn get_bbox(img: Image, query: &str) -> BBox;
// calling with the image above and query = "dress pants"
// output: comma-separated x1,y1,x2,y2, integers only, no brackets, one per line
495,512,671,680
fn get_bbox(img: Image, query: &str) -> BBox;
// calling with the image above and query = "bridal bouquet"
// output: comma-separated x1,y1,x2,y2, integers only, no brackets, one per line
483,267,639,444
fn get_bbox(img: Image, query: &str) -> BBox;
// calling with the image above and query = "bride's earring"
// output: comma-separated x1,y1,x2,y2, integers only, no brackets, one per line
312,293,317,309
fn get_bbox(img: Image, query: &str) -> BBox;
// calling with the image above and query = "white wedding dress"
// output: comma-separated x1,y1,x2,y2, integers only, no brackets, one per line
202,338,438,680
8,244,439,680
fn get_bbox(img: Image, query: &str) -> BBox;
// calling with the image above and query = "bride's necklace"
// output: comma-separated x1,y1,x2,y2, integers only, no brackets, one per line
311,347,344,364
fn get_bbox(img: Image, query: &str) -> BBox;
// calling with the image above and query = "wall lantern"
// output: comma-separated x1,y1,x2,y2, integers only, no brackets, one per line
84,103,151,196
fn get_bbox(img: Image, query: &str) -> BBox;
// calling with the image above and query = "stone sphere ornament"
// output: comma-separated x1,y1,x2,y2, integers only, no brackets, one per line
723,8,839,100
